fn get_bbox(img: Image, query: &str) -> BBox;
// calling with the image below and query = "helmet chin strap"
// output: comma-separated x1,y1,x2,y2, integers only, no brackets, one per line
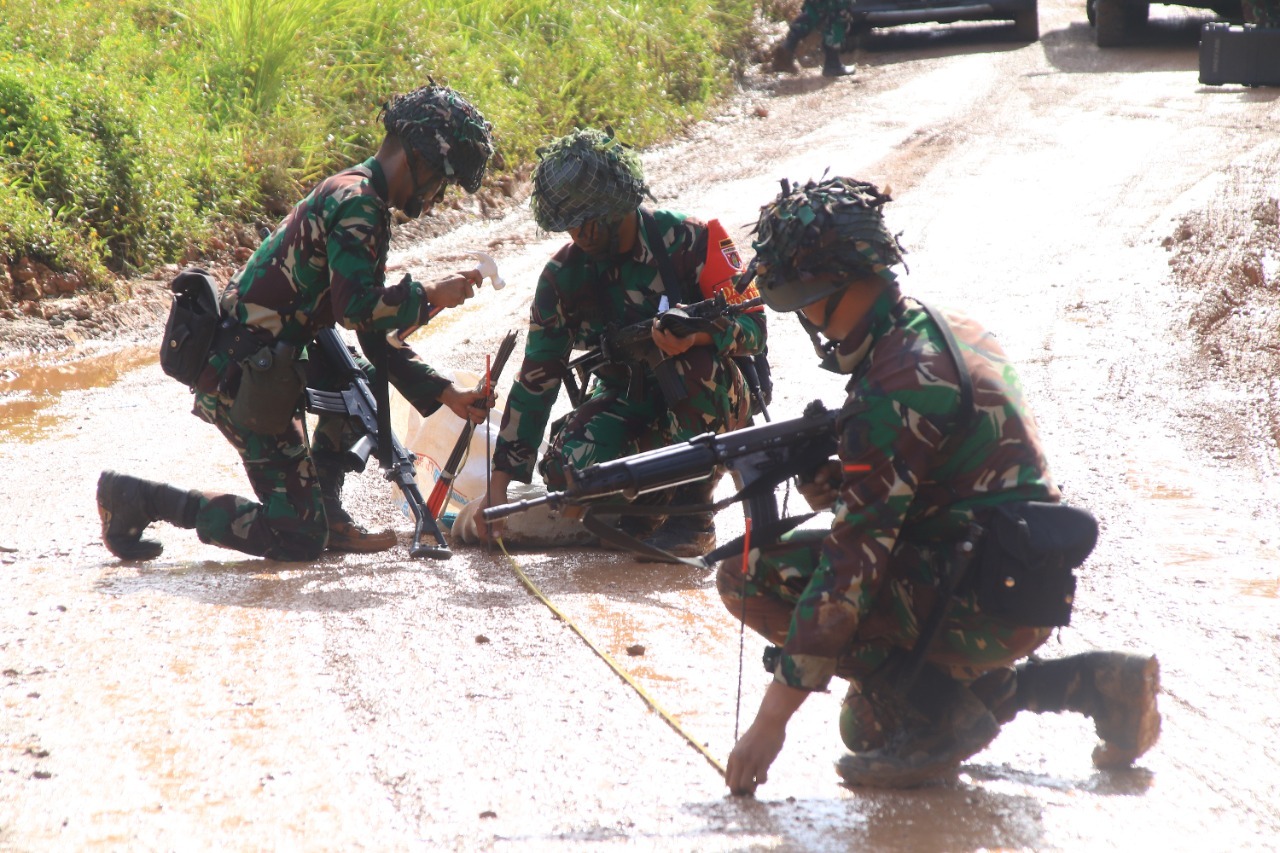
796,289,847,374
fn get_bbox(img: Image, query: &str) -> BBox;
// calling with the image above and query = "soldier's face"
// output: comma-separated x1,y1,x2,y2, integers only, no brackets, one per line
404,152,447,218
568,217,618,258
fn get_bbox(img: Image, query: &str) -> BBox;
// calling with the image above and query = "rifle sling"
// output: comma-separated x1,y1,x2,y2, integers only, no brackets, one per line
640,208,687,305
891,299,980,695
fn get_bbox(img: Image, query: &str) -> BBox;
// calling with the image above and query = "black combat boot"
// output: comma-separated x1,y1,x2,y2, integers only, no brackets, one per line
835,662,1001,788
771,30,802,74
97,470,200,560
313,450,396,553
639,476,718,559
1014,652,1161,768
821,45,855,78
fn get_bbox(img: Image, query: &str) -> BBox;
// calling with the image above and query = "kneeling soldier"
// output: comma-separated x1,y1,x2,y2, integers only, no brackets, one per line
721,176,1160,794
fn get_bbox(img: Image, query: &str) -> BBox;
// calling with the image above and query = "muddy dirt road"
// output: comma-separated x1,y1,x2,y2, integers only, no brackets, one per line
4,1,1279,848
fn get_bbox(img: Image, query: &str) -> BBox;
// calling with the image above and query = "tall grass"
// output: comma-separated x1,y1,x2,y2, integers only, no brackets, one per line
0,0,760,288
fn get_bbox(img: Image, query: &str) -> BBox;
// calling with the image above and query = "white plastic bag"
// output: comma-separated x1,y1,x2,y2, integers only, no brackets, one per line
396,370,502,519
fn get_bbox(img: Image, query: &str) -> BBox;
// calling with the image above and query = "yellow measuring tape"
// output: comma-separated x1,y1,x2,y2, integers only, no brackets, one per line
495,537,726,778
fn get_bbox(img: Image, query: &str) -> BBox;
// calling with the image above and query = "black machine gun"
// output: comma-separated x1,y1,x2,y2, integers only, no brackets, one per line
482,400,838,564
564,291,765,408
304,328,451,560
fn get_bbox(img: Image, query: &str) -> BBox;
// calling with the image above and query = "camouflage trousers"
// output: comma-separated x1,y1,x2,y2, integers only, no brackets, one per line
716,529,1050,751
539,347,750,489
191,390,327,561
187,346,440,561
788,0,863,50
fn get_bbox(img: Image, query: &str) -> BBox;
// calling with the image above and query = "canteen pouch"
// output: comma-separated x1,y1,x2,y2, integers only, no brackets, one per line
975,501,1098,627
159,268,221,388
228,343,305,434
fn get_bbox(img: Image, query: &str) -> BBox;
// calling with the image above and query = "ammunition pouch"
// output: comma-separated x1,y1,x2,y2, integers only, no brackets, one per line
228,343,305,435
159,268,221,389
973,501,1098,627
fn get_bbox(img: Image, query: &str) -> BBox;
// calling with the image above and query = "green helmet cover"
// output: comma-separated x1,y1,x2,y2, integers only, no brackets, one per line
530,128,650,231
751,176,905,312
381,84,494,194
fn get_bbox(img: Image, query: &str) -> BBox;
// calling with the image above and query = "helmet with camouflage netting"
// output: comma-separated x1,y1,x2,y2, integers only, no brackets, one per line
530,128,650,232
381,83,494,193
751,176,905,312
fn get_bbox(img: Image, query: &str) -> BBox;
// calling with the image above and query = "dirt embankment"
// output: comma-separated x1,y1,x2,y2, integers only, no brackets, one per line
1165,146,1280,461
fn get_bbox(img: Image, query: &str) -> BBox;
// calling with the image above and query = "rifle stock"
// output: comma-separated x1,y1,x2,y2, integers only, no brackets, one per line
306,328,452,560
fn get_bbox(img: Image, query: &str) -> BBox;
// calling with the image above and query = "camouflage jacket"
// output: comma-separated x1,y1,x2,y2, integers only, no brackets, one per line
199,157,449,411
776,287,1060,692
493,209,767,482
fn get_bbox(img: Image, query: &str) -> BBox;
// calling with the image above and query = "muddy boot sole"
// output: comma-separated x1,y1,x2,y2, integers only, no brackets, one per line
1091,654,1161,769
97,470,164,561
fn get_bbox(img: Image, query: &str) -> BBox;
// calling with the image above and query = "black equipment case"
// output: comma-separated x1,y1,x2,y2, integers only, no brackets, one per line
1199,23,1280,87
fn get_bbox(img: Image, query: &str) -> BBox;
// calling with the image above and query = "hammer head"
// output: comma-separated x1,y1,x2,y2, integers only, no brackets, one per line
463,250,506,291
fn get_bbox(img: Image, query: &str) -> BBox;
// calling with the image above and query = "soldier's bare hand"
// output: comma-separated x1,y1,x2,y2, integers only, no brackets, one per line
725,720,786,796
439,384,490,425
651,321,712,357
422,269,481,309
796,459,841,511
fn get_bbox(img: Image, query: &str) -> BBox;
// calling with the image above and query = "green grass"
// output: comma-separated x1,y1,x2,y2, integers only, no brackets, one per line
0,0,761,289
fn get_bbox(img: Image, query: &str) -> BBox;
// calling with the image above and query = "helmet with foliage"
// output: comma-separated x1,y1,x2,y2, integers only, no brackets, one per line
751,176,905,312
530,128,650,231
381,84,494,194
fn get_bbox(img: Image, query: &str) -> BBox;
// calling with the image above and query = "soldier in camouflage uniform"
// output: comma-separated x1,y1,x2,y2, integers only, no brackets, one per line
480,128,766,556
771,0,859,77
720,176,1160,794
97,84,495,562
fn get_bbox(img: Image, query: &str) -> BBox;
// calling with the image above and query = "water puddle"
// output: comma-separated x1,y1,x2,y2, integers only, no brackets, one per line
0,344,155,441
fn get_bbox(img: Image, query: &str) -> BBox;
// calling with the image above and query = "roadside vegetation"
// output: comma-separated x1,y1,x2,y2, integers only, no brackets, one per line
0,0,766,292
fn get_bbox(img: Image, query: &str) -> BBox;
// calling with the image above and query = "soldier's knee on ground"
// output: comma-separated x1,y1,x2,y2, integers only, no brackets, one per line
839,686,890,753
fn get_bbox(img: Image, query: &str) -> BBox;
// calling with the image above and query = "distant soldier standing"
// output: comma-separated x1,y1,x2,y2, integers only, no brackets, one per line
771,0,859,77
480,128,767,556
721,176,1160,794
97,84,495,562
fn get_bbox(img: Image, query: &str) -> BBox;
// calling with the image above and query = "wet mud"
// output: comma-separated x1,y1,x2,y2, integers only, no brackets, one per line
3,0,1280,848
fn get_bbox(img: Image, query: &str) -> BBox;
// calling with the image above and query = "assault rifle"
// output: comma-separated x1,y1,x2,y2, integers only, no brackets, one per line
305,328,452,560
564,292,765,408
483,400,838,564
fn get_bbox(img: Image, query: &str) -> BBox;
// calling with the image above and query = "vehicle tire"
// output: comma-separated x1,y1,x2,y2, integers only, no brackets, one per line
1087,0,1097,25
1013,1,1040,40
1094,0,1128,46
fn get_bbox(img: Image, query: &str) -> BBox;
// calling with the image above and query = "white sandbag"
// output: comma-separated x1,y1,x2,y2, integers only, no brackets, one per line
396,370,504,518
451,484,596,548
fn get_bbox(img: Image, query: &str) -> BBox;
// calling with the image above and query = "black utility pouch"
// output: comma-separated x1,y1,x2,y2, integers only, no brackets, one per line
159,268,221,388
228,343,304,435
976,501,1098,627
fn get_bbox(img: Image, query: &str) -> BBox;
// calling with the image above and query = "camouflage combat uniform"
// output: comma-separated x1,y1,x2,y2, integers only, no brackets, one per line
717,286,1058,751
787,0,863,51
188,157,450,560
493,209,766,489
